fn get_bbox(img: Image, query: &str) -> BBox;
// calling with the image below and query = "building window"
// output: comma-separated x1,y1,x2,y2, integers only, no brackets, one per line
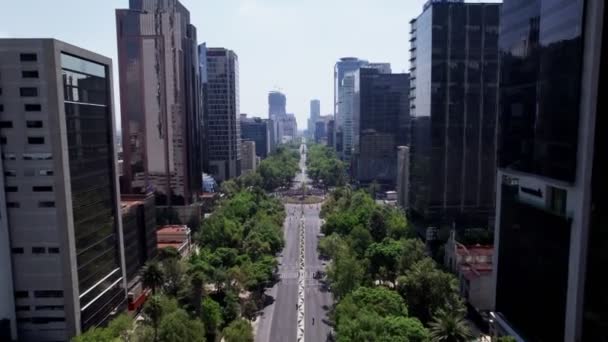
0,136,6,145
33,290,63,298
35,305,64,311
26,120,43,128
32,247,45,254
21,70,39,78
38,201,55,208
32,186,53,192
48,247,60,254
15,305,29,312
39,169,53,176
23,152,52,160
11,247,24,254
0,104,3,112
31,317,66,324
6,202,20,208
2,153,16,160
20,87,38,97
15,291,28,298
20,53,37,62
0,121,12,128
27,137,44,144
5,186,18,192
24,104,41,111
4,170,17,177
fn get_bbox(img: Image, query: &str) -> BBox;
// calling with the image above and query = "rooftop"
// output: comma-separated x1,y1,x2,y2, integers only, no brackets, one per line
157,225,190,234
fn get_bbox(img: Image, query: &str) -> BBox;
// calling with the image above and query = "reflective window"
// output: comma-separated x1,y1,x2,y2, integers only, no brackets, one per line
20,87,38,97
20,53,37,62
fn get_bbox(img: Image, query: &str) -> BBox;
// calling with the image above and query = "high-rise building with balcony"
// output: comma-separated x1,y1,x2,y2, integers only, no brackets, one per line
491,1,607,341
204,47,241,182
408,0,501,226
116,0,203,206
352,68,409,186
0,39,125,341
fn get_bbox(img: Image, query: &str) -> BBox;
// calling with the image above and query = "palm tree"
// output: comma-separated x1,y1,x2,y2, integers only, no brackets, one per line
429,309,473,342
142,261,164,295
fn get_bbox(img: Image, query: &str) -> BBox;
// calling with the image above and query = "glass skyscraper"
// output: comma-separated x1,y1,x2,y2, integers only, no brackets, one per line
409,1,501,226
492,1,607,341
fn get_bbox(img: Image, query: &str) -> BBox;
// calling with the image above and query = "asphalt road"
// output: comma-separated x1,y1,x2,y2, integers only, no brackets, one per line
256,145,333,342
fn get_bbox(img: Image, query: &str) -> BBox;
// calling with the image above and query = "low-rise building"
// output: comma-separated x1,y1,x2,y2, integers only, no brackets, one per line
157,225,192,258
120,194,157,285
445,231,494,313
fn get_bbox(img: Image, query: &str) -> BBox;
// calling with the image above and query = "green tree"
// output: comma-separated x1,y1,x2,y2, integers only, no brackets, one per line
143,295,163,341
365,239,403,284
397,239,427,273
396,258,463,324
497,337,517,342
347,225,373,257
327,249,365,300
220,179,240,197
222,318,254,342
158,309,205,342
335,287,408,322
157,246,180,261
201,297,223,339
428,309,472,342
161,258,187,297
142,261,164,295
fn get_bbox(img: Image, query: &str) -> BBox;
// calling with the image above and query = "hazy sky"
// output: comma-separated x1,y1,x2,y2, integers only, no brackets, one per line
1,0,431,129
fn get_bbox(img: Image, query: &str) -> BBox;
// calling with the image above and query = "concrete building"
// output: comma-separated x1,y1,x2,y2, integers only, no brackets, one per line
396,146,410,210
0,39,125,341
492,1,607,341
333,57,368,157
352,68,410,187
445,231,494,313
116,0,203,206
157,225,192,258
408,0,500,226
240,140,257,174
204,47,241,182
240,114,271,159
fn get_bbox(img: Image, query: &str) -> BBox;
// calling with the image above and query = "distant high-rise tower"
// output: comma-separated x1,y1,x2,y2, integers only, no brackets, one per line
308,99,320,137
492,1,607,341
334,57,368,156
116,0,202,206
409,0,501,226
268,91,286,120
204,47,241,182
0,39,125,341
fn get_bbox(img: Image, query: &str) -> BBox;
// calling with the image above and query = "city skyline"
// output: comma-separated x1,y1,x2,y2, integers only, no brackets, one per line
0,0,443,129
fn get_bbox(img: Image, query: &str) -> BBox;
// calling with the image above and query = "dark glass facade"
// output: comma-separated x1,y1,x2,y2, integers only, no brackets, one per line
497,0,585,183
121,194,157,284
409,2,500,224
240,117,270,159
61,53,124,329
495,181,571,341
353,69,409,186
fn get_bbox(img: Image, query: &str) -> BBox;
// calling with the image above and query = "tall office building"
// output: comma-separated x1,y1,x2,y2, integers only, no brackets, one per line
308,99,320,137
204,47,241,182
0,39,125,341
334,57,368,155
492,1,607,341
240,114,270,159
268,91,286,120
116,0,203,206
408,0,500,225
352,68,409,186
